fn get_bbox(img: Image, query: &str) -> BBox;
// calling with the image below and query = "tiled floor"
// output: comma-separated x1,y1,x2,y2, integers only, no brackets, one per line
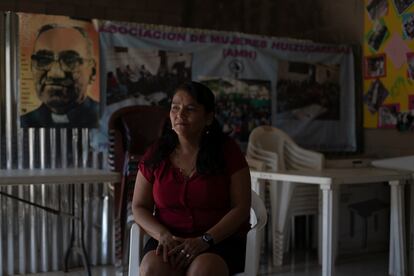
31,250,389,276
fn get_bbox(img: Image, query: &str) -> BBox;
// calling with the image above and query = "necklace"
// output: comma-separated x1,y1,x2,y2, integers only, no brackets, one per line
179,165,196,178
171,148,197,178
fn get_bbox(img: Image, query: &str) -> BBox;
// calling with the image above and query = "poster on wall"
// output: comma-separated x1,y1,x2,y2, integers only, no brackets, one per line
363,0,414,130
98,21,357,152
18,13,100,128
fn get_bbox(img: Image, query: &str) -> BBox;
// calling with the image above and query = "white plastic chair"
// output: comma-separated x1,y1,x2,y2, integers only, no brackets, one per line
246,125,324,266
246,157,269,198
128,190,267,276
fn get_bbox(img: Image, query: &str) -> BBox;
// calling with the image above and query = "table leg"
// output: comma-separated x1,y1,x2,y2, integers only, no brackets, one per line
320,183,337,276
63,184,91,276
410,178,414,276
389,180,407,276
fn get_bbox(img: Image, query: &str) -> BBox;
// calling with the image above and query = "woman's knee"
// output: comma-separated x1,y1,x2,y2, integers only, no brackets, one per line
140,251,175,276
187,253,229,276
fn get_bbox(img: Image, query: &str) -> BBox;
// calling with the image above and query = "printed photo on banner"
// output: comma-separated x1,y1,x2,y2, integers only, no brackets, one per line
367,20,389,51
105,48,191,106
402,13,414,39
407,52,414,79
378,104,399,128
364,54,386,79
18,13,100,128
393,0,414,15
199,77,271,147
396,110,414,131
364,79,389,113
366,0,388,21
276,61,340,121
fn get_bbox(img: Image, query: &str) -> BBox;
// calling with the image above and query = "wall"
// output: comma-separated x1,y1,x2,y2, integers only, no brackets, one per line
0,0,410,270
0,0,363,43
1,0,411,158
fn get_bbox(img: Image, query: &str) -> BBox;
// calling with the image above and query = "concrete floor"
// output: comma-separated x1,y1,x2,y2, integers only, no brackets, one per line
31,250,389,276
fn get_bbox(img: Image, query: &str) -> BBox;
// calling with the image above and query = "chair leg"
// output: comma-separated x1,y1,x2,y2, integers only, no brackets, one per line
305,215,310,249
291,216,295,249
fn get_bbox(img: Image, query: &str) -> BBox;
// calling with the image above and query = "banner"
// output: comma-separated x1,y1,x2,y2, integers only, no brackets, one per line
19,13,100,128
97,21,356,152
363,0,414,131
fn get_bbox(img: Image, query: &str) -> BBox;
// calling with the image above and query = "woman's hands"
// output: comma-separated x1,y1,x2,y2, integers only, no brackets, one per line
156,231,181,263
168,236,210,269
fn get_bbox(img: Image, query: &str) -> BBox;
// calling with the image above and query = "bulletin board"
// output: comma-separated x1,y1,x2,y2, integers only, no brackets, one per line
364,0,414,131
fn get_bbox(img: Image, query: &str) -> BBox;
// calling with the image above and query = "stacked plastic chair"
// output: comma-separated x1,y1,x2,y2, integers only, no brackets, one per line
246,125,324,266
128,191,267,276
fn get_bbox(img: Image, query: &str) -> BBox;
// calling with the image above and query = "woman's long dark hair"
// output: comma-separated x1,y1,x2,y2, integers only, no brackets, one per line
145,81,226,175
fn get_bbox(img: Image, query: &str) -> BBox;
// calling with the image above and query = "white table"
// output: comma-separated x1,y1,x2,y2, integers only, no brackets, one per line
0,168,120,276
250,167,412,276
371,156,414,172
0,168,119,185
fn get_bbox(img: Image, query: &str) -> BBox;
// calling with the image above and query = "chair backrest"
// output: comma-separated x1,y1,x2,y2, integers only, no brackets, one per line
247,125,324,171
128,190,267,276
247,126,288,170
108,105,168,269
108,105,168,172
246,156,266,171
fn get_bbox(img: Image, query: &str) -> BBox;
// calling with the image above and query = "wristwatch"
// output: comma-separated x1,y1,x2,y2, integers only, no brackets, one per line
201,233,215,246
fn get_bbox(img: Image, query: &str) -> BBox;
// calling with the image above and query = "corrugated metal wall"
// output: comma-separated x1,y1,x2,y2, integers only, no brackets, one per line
0,12,114,275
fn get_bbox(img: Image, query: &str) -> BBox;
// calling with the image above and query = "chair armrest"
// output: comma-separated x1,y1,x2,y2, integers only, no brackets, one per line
250,191,267,232
128,223,147,276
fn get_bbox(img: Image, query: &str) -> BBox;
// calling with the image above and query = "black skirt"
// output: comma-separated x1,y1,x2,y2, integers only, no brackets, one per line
142,235,247,274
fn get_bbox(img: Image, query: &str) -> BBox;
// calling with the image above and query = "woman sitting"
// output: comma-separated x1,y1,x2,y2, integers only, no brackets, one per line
132,81,251,276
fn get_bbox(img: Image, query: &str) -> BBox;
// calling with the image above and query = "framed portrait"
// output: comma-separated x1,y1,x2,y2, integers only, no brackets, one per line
407,52,414,80
393,0,414,15
19,13,100,128
364,79,389,114
402,13,414,39
367,20,389,51
364,54,386,79
378,104,399,128
366,0,388,20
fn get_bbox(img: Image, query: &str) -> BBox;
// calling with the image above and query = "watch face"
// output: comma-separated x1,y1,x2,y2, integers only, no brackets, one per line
202,233,214,245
